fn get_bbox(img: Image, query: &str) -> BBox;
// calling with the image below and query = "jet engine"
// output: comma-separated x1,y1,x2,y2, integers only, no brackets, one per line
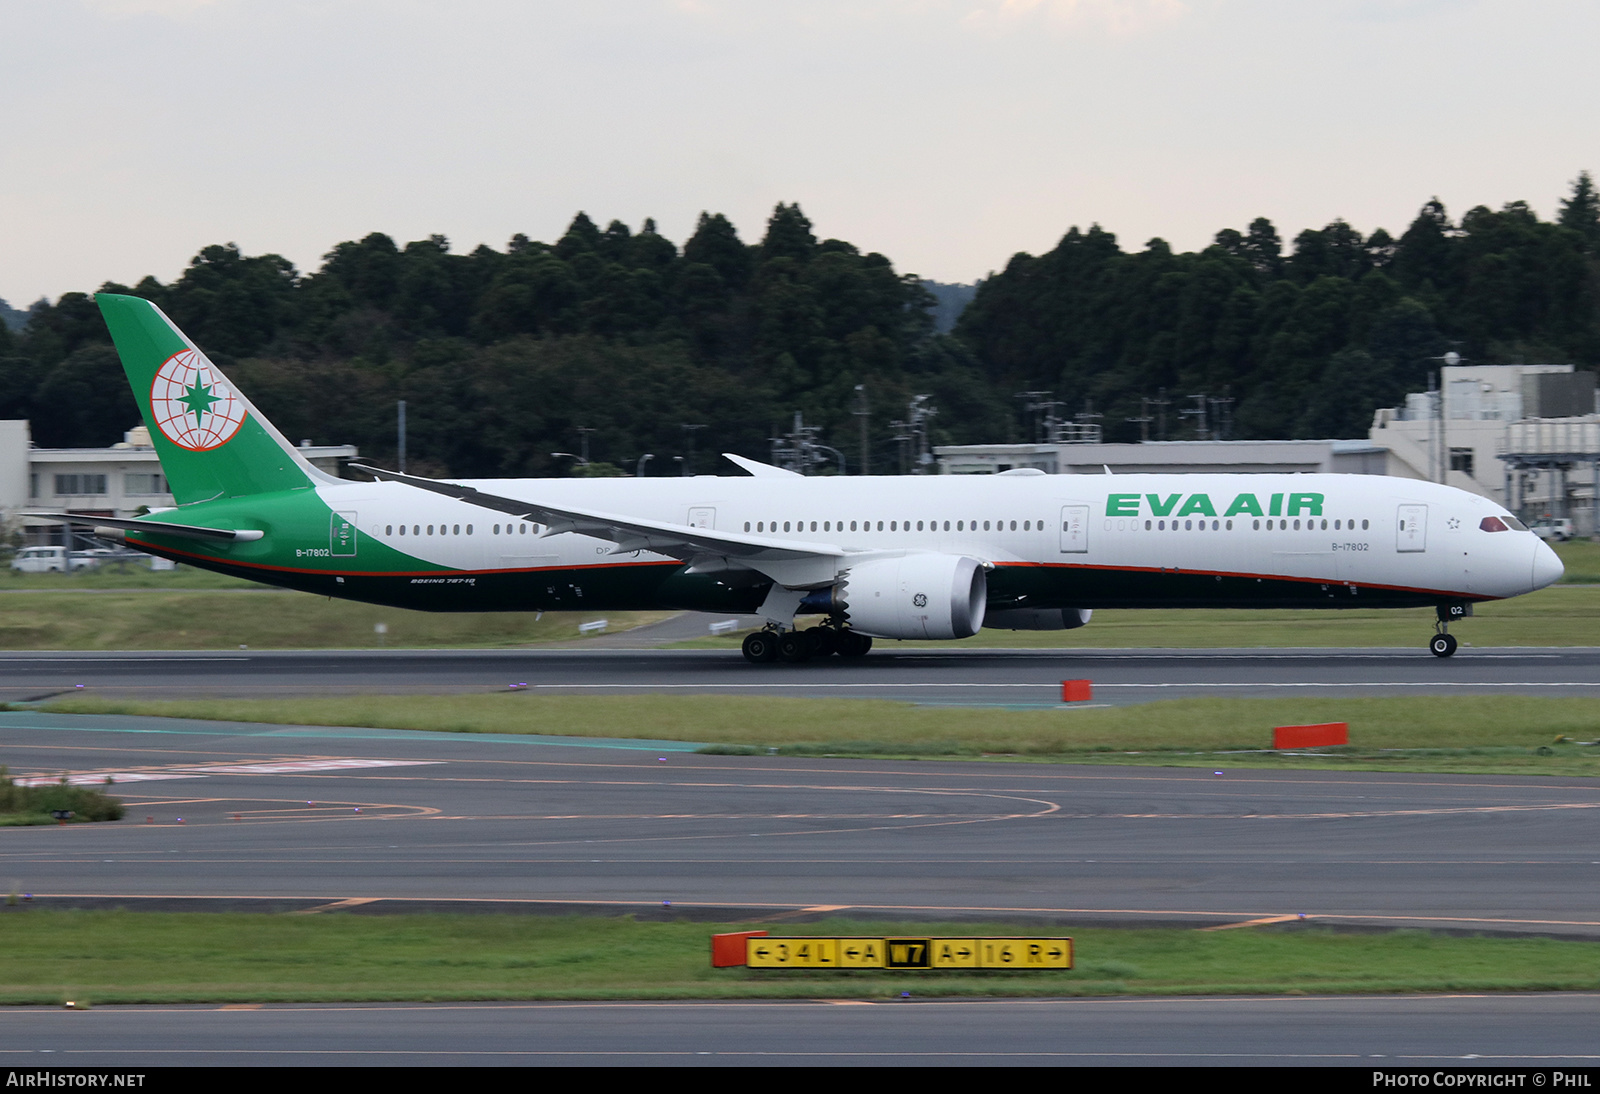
837,554,987,640
983,608,1093,631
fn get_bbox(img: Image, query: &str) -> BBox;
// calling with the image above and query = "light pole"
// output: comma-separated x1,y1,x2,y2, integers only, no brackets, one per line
853,384,869,475
681,424,706,476
1431,350,1464,484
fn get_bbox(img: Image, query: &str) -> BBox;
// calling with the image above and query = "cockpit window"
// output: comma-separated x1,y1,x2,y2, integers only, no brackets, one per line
1479,516,1508,532
1502,515,1528,531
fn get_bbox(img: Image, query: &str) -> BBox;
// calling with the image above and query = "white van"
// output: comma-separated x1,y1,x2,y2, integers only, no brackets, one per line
9,546,100,573
1531,518,1575,542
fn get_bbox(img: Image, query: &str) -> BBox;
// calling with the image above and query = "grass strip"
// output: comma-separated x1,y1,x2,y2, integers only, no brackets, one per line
678,583,1600,650
0,590,665,650
0,912,1595,1005
0,767,124,826
0,548,1594,652
38,694,1600,775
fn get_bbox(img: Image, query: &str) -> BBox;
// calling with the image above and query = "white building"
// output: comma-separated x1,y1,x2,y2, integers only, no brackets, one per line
1,421,357,546
1369,364,1598,533
934,438,1390,477
932,363,1598,537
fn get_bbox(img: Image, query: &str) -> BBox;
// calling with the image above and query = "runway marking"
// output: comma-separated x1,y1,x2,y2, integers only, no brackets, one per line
510,681,1600,693
2,1049,1380,1060
323,752,1600,793
0,657,250,663
294,897,383,914
1200,915,1308,931
16,892,1600,933
10,772,205,787
185,759,437,775
11,758,439,786
1106,681,1600,689
20,991,1600,1014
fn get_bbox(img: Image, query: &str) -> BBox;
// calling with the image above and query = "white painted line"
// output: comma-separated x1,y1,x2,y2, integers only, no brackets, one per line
13,759,438,786
533,683,1053,689
1101,681,1600,689
11,772,206,787
184,759,438,774
528,681,1600,690
0,657,250,662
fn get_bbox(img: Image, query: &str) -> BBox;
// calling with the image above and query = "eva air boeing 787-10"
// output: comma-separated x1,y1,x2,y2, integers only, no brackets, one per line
33,293,1564,663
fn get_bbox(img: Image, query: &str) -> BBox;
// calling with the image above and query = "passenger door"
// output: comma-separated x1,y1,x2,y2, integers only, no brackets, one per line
331,511,359,557
1396,504,1427,553
1059,505,1089,553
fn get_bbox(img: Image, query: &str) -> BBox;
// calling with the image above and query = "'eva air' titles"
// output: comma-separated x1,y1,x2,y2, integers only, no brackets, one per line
1105,492,1325,518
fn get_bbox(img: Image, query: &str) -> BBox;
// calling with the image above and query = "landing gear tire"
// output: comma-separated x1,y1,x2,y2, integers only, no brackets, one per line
742,631,779,664
806,626,839,658
1429,633,1458,658
777,631,812,663
835,630,873,658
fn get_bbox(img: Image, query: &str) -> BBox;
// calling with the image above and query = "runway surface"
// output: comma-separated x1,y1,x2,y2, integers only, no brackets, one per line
4,995,1600,1066
3,710,1598,936
3,644,1600,706
3,645,1599,1065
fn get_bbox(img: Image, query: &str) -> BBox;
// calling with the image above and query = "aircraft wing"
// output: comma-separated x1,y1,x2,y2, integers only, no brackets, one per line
350,465,845,587
24,512,265,544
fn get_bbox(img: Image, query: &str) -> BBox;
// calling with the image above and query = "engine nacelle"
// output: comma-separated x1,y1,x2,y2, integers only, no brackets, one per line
838,554,987,640
983,608,1093,631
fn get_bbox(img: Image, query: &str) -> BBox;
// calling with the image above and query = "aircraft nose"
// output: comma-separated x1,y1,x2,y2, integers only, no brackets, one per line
1531,537,1564,591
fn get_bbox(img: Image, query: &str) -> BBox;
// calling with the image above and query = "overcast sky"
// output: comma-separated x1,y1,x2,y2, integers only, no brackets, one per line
2,0,1597,306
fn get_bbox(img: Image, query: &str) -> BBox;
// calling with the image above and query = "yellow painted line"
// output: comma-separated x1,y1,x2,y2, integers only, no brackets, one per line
217,1004,262,1010
1199,915,1307,931
754,904,853,922
293,897,384,915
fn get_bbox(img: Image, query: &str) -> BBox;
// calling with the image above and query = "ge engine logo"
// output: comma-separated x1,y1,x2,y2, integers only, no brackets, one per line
912,593,928,608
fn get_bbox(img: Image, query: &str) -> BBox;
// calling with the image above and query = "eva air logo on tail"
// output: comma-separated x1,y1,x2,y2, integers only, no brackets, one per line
149,349,247,451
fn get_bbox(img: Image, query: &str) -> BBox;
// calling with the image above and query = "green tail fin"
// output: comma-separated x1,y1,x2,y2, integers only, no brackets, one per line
96,293,334,504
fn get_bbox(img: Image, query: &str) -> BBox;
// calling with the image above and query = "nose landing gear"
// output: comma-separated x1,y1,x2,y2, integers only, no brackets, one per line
1429,603,1470,658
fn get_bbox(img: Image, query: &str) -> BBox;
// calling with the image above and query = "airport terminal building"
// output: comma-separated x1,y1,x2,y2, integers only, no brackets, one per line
935,364,1598,536
0,420,357,546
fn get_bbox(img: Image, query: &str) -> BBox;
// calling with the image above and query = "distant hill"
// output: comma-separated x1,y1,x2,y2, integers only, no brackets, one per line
920,280,979,334
0,297,43,333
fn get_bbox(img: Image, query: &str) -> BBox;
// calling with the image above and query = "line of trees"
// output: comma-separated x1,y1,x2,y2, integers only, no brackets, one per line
959,174,1600,442
2,176,1597,474
0,205,1009,474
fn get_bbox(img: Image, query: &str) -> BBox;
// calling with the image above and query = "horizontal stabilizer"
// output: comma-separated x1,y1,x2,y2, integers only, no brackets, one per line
24,513,264,544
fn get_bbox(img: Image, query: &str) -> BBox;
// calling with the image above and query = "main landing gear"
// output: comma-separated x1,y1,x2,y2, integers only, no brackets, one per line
741,625,872,664
1429,603,1469,658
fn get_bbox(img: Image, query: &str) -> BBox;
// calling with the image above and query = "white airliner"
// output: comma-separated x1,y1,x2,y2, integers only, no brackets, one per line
42,295,1566,663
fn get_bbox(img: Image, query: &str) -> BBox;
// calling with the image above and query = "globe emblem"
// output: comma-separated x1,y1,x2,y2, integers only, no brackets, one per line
913,592,928,608
149,349,247,451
